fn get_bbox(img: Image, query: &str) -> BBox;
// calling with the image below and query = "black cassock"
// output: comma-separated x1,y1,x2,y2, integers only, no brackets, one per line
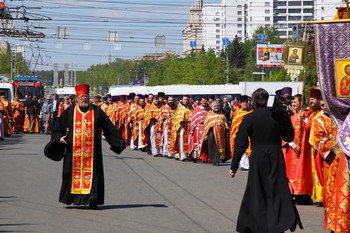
44,104,126,206
231,107,302,233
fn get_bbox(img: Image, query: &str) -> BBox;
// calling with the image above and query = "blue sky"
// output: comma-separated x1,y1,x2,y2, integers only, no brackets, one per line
2,0,220,71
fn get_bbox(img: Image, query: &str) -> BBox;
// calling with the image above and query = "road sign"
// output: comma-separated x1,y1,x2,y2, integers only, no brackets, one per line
258,34,266,41
190,41,197,48
222,38,230,45
252,72,266,75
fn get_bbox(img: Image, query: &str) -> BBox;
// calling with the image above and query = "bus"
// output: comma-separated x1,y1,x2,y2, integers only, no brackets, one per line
13,75,44,100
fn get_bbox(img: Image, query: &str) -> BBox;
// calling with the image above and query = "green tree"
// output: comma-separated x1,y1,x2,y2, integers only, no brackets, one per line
252,26,284,44
0,51,30,77
226,36,246,69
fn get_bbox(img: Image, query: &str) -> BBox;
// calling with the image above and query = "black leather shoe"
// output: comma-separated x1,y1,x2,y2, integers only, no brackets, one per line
88,200,98,210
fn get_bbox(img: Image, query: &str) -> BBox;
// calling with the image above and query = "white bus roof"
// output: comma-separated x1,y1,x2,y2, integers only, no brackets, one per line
106,82,303,103
239,81,302,96
108,86,154,95
147,84,242,96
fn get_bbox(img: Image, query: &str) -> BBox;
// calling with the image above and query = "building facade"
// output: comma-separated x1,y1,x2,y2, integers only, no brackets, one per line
202,0,247,55
183,0,204,54
184,0,344,54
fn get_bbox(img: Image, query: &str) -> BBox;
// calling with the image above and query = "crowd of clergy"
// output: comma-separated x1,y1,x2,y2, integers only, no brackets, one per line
0,85,349,232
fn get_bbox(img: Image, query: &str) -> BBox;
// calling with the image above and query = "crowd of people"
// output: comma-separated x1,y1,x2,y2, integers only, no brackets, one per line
2,84,349,232
0,92,75,139
95,86,348,232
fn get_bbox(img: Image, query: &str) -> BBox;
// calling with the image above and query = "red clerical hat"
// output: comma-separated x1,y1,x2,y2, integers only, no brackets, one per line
75,84,90,96
310,88,321,99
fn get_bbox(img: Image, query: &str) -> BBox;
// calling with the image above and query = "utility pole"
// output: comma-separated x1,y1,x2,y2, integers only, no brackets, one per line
10,47,14,82
226,49,229,83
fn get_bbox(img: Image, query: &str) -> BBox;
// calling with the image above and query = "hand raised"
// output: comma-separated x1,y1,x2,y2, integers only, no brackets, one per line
59,135,67,144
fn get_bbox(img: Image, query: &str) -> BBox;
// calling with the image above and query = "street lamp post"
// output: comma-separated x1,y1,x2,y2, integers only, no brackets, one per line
226,47,229,83
222,38,230,84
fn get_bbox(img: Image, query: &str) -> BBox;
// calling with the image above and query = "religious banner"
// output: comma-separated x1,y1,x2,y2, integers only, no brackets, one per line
314,20,350,170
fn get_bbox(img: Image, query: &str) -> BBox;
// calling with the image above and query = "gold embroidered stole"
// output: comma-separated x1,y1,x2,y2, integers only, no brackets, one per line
71,105,95,194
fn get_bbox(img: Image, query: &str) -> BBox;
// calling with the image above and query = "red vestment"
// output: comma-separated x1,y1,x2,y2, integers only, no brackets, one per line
284,111,313,195
200,111,230,162
188,105,209,159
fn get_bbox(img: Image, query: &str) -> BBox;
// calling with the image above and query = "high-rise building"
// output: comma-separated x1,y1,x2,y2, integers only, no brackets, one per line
273,0,314,39
245,0,273,39
202,3,224,55
184,0,344,54
202,0,247,55
183,0,203,54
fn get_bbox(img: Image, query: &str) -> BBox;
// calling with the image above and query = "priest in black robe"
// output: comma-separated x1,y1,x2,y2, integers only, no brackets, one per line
229,88,302,233
44,84,126,209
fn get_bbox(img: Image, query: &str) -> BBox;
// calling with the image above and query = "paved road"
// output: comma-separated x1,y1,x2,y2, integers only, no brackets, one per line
0,134,327,233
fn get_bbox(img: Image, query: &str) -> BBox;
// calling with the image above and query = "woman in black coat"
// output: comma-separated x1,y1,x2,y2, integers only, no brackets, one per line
230,88,302,233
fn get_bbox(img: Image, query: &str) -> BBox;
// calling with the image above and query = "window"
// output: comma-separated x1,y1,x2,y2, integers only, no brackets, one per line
216,46,221,50
303,1,314,6
238,37,242,41
237,11,242,15
303,8,313,13
303,16,313,21
238,18,242,21
265,17,270,21
288,1,301,6
265,2,270,7
265,9,270,14
216,40,220,44
276,16,287,21
237,5,242,8
214,18,220,21
289,9,301,13
277,31,287,36
216,35,220,38
238,30,242,34
274,9,286,13
216,24,220,27
276,24,287,28
265,24,270,27
216,12,220,16
238,24,242,28
289,16,301,20
275,1,286,6
216,29,220,33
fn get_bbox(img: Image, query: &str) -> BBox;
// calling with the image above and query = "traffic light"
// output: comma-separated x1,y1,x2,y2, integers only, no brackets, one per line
0,2,6,18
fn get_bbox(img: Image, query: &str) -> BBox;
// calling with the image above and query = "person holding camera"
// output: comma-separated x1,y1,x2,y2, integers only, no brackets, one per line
229,88,302,233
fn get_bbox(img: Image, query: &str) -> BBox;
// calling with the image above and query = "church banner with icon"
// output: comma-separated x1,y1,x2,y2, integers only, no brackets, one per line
315,21,350,163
